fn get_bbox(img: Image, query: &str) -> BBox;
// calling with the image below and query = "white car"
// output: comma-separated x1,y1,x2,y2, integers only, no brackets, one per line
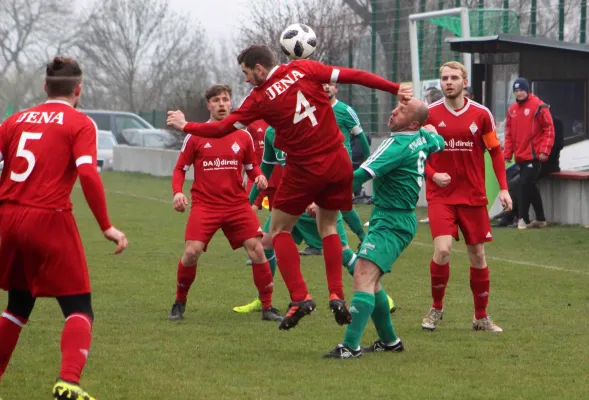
97,130,118,171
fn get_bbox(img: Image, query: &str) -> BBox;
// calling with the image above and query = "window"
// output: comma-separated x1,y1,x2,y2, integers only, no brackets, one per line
114,115,151,135
97,134,116,149
86,113,111,131
142,133,170,148
532,80,586,142
489,63,519,145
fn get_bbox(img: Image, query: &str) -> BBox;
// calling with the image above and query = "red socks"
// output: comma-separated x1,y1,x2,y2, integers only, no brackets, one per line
430,260,450,310
0,311,27,380
175,260,197,304
272,232,308,302
252,262,274,310
322,234,344,299
470,266,490,320
59,313,93,385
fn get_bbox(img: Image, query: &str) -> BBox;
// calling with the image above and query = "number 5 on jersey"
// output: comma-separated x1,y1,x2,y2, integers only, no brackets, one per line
11,132,43,182
293,91,318,127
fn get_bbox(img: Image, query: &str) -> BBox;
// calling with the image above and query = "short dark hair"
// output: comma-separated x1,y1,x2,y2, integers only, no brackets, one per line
45,56,82,97
205,84,232,102
237,45,276,69
427,88,443,103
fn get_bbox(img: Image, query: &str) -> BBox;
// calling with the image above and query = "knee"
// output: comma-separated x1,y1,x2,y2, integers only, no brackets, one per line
7,290,36,320
58,293,94,322
261,233,273,249
434,244,452,261
183,242,202,265
246,240,266,263
469,246,487,267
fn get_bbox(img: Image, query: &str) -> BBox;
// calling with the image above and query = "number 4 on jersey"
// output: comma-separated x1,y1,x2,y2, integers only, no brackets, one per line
293,91,318,127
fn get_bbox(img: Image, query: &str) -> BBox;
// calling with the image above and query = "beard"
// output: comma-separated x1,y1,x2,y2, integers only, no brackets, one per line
253,73,265,86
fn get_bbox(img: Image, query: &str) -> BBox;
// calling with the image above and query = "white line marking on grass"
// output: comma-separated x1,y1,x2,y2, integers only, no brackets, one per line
93,187,589,276
411,241,589,276
106,189,169,205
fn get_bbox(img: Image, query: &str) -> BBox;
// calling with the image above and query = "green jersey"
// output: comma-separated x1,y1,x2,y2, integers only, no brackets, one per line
360,128,445,211
332,100,364,157
261,126,286,168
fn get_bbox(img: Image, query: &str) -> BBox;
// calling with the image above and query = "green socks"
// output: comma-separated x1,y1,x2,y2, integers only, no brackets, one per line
264,248,277,277
342,291,375,350
342,209,366,242
342,248,357,276
372,289,398,344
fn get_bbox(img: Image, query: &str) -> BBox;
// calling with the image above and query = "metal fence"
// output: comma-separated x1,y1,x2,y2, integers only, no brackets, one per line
337,0,587,137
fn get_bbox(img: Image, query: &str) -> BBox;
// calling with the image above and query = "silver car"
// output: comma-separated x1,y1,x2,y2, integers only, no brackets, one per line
97,130,118,171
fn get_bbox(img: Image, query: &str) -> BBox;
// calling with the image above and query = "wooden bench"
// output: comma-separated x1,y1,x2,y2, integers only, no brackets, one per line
537,171,589,225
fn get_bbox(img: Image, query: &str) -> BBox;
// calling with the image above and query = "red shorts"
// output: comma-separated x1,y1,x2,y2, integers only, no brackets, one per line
253,187,277,210
428,203,492,245
273,145,353,215
0,205,90,297
185,202,262,251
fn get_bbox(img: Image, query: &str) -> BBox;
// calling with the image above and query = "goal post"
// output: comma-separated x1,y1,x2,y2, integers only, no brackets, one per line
409,7,471,100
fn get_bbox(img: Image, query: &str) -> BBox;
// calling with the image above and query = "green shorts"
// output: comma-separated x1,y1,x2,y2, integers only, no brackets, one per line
263,213,348,249
358,208,417,274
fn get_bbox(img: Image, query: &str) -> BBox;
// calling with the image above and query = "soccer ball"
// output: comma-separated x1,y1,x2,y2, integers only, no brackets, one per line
279,23,317,60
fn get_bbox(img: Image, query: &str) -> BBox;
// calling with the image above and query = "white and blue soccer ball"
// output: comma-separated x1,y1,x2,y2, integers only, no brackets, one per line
279,23,317,60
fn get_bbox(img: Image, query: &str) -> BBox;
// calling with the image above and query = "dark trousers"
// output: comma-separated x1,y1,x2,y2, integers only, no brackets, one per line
517,161,546,221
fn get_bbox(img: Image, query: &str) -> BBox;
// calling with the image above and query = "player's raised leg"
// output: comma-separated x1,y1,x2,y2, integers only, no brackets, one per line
53,293,95,400
0,290,36,383
242,237,283,322
316,207,351,326
169,240,204,321
270,208,315,330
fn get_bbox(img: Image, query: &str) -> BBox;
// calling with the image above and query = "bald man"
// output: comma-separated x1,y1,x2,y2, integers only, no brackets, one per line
324,98,445,358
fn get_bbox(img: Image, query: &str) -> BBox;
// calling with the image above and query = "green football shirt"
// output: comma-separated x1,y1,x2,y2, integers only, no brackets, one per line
261,126,286,168
360,128,445,211
332,100,364,157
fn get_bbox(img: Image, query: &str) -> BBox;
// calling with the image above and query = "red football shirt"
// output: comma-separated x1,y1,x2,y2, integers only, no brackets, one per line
183,59,400,165
247,119,268,164
172,129,260,207
0,100,98,211
425,98,498,206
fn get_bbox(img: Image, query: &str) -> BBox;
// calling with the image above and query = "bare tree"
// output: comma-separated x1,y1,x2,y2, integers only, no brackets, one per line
238,0,365,66
0,0,76,77
0,0,77,109
74,0,213,113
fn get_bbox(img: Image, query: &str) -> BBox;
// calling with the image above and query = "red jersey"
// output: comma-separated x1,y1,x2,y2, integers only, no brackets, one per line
247,119,268,164
172,129,262,207
0,100,98,211
425,98,498,206
504,94,554,163
183,59,400,164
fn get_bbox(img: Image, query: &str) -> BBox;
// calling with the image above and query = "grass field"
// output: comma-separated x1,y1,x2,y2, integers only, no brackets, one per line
1,171,589,399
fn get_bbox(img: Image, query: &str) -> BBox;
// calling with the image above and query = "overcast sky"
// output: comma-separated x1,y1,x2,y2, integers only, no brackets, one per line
168,0,249,41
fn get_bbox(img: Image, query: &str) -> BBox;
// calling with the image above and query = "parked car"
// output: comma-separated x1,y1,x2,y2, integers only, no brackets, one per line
97,130,118,170
120,128,181,149
80,109,155,145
